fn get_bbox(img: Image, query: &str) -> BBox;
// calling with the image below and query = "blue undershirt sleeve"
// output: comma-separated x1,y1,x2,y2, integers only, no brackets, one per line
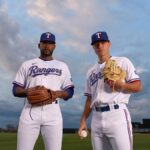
12,83,22,96
64,87,74,100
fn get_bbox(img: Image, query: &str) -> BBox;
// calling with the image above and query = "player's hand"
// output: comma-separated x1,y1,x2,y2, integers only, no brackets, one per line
105,79,114,89
114,80,125,92
78,119,87,138
49,90,59,102
105,79,125,92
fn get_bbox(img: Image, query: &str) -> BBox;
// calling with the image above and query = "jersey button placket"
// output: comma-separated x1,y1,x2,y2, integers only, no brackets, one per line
43,61,48,87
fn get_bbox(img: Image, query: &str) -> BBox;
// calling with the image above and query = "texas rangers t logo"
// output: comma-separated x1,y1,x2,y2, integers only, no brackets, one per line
96,32,101,38
46,32,51,38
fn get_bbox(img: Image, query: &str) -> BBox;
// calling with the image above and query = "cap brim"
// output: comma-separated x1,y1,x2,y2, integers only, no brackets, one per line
91,40,109,45
40,40,55,44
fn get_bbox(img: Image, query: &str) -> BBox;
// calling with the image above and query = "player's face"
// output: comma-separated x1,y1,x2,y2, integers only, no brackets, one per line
39,41,55,57
93,41,110,57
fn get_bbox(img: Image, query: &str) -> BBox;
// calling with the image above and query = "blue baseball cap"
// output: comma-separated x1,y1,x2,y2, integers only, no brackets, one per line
40,32,55,43
91,31,109,45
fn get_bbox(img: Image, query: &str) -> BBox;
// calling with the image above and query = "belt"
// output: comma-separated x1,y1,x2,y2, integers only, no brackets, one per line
32,100,58,107
95,104,119,112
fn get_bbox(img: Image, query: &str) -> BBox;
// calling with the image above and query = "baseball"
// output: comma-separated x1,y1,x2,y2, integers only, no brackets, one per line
80,130,88,138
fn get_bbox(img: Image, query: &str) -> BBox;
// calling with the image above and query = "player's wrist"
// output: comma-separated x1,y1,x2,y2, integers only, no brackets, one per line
54,91,66,99
80,116,87,123
120,82,126,92
56,91,63,98
26,88,30,96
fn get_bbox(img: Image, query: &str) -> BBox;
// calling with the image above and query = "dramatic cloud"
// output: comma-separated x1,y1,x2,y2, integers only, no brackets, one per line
26,0,112,53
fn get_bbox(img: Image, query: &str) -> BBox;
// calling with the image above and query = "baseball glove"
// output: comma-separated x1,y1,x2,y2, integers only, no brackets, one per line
103,59,126,91
27,86,56,106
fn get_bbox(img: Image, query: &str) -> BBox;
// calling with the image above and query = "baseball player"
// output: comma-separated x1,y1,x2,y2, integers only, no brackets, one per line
12,32,74,150
78,31,142,150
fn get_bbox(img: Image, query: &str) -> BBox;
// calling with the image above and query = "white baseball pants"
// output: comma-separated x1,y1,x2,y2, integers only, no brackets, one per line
17,103,63,150
91,104,133,150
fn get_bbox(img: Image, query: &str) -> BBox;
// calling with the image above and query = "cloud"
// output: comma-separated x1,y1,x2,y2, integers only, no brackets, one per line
0,3,36,75
0,99,23,127
129,98,150,122
0,2,37,111
26,0,113,53
0,2,38,129
136,67,149,74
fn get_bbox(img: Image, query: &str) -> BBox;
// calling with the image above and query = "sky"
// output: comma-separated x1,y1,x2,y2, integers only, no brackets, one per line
0,0,150,128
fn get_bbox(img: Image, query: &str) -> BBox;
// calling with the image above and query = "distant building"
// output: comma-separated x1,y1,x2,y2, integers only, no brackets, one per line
132,122,142,129
132,119,150,133
142,119,150,128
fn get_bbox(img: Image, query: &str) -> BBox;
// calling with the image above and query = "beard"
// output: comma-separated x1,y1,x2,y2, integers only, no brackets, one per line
40,48,54,57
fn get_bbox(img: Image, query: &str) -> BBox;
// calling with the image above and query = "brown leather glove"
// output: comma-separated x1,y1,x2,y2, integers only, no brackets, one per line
27,86,56,106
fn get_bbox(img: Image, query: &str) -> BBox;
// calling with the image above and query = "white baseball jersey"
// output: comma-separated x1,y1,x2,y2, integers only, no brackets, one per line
13,58,74,102
84,56,140,108
13,58,74,150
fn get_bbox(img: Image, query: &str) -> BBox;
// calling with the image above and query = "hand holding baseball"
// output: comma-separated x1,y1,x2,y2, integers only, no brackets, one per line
79,130,88,139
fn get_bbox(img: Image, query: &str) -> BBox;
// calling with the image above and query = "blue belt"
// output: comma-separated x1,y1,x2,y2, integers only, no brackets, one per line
95,104,119,112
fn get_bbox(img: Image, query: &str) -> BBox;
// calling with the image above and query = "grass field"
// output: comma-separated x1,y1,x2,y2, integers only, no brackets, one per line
0,132,150,150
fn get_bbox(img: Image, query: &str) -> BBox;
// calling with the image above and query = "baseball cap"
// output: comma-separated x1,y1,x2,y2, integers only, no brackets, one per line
91,31,109,45
40,32,55,43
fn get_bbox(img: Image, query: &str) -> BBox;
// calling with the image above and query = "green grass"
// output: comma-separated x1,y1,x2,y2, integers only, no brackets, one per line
0,132,150,150
133,133,150,150
0,132,17,150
